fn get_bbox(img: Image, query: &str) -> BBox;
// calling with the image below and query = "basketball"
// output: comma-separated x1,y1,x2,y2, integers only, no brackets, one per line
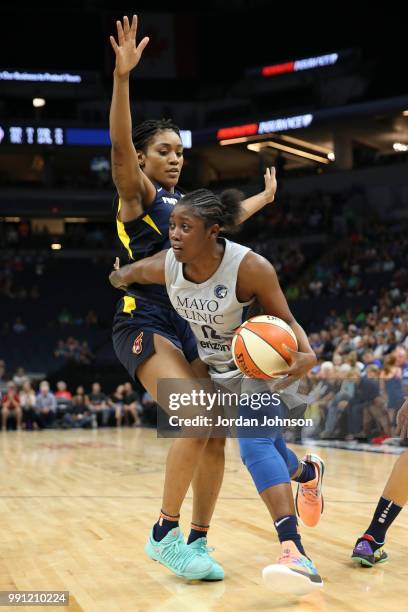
232,315,298,379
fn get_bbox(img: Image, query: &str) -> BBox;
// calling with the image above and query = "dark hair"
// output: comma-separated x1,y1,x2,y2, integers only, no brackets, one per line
132,119,181,152
177,188,243,232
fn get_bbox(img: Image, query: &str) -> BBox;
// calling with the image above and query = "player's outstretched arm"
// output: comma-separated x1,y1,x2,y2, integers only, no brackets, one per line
109,251,167,289
238,167,277,224
109,15,156,217
238,252,317,388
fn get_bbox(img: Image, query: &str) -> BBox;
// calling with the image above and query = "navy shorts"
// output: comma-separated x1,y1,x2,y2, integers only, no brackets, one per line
112,297,199,381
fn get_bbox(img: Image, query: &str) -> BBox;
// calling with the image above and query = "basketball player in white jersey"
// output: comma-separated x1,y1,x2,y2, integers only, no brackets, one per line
110,187,324,594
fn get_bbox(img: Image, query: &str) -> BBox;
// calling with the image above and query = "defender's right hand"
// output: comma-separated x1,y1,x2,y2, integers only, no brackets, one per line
110,15,149,78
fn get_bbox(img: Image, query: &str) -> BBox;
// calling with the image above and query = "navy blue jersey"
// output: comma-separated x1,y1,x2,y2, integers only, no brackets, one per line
116,185,182,311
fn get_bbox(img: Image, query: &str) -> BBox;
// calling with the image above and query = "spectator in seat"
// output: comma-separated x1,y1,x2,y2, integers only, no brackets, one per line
302,361,338,438
55,380,72,401
110,384,126,427
79,341,94,365
89,382,112,427
346,366,389,439
35,380,56,428
394,346,408,394
141,390,157,426
72,385,89,408
123,382,141,426
54,340,68,360
361,350,382,371
63,386,93,429
380,354,404,429
55,381,73,419
13,367,29,388
320,364,357,439
19,380,37,430
2,381,22,430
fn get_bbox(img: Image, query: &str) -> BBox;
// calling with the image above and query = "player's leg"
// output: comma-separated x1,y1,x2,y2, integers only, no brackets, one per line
239,435,323,594
265,411,324,528
137,335,216,579
182,358,226,579
281,440,325,528
167,314,227,579
351,449,408,566
189,436,225,532
113,313,213,578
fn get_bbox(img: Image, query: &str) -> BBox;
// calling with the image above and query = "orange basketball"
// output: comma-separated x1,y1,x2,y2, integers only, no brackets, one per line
232,315,298,379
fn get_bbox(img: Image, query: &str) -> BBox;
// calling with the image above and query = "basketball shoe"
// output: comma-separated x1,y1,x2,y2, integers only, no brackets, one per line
295,453,324,527
263,540,323,595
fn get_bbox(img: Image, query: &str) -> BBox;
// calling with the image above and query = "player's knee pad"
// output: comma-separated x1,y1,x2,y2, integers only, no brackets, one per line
286,447,300,477
238,437,290,493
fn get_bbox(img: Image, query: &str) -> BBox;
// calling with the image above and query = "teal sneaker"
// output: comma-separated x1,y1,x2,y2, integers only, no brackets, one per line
188,537,225,581
145,527,213,580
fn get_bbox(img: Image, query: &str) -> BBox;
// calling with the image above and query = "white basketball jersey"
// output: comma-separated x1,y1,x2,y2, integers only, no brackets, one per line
165,239,254,375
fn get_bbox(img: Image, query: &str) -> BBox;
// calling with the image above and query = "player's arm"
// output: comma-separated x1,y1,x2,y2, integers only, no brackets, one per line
237,167,277,224
238,252,317,388
109,252,167,289
109,15,156,220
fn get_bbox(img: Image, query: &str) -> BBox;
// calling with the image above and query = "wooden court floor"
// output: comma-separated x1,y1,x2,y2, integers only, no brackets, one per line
0,428,407,612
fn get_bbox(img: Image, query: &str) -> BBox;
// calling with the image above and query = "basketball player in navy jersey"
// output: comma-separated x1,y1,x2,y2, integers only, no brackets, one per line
110,188,324,595
351,398,408,566
109,15,278,580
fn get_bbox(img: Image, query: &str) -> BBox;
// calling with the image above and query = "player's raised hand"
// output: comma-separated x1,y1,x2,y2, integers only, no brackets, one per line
263,167,277,204
110,15,149,77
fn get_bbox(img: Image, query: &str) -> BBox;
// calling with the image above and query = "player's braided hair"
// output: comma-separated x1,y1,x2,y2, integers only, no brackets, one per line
177,188,243,232
132,119,181,151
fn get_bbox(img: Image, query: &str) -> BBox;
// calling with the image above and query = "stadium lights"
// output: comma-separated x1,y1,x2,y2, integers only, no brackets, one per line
279,134,333,155
220,136,253,145
51,243,62,250
393,142,408,152
33,97,46,108
247,141,330,164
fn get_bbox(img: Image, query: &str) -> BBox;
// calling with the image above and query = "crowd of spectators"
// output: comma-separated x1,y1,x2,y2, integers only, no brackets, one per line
288,286,408,444
1,281,408,445
0,368,157,431
299,229,408,299
54,337,95,365
0,252,43,301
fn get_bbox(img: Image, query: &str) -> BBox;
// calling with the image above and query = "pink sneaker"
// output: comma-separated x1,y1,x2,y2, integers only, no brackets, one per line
263,540,323,595
295,453,324,527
